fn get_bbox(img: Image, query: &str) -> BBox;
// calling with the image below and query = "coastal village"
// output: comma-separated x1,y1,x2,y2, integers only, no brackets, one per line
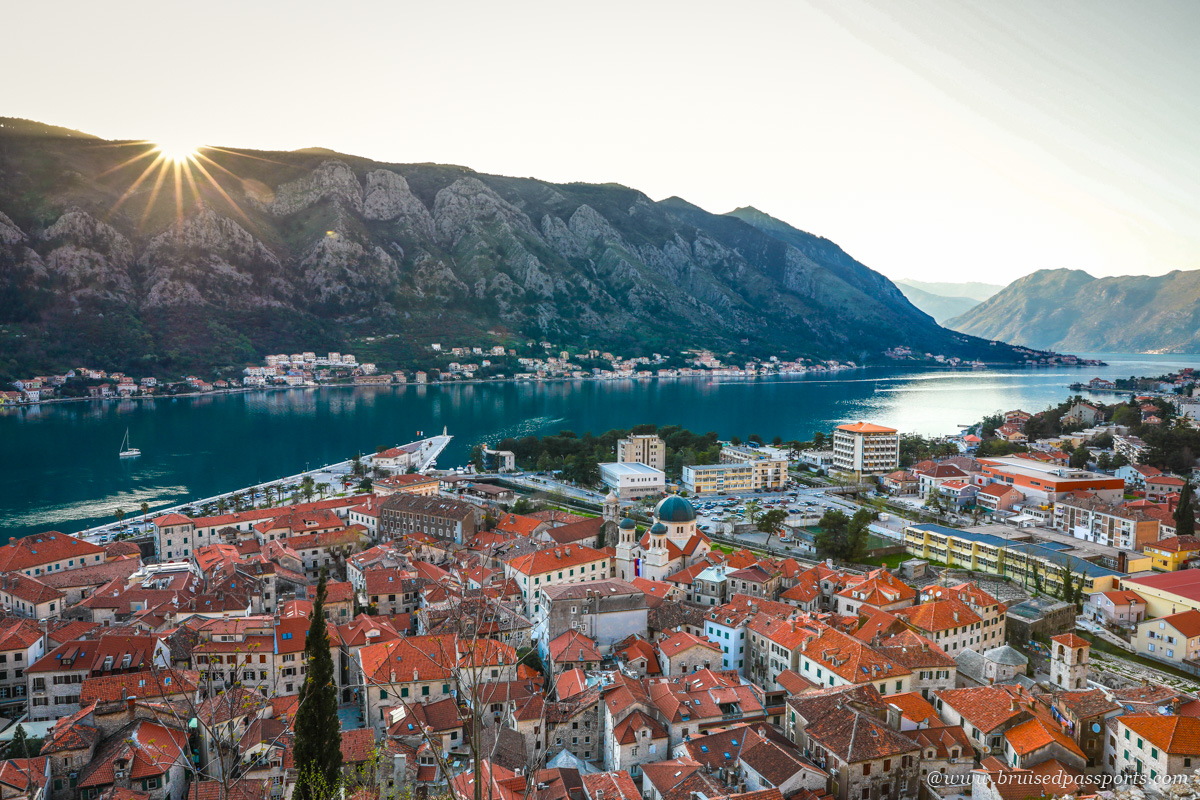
0,337,1104,406
1,374,1200,800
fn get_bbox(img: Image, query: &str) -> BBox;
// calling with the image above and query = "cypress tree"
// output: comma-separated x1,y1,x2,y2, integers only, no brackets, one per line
293,570,342,800
1175,483,1196,539
8,723,27,759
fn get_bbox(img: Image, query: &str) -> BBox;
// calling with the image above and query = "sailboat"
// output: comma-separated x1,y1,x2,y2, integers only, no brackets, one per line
119,428,141,458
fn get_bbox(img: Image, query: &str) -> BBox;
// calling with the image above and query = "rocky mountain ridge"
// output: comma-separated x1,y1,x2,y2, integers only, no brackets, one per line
948,268,1200,353
0,120,1030,378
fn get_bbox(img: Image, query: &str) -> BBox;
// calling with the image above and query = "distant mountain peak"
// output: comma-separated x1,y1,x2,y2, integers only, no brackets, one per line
948,268,1200,353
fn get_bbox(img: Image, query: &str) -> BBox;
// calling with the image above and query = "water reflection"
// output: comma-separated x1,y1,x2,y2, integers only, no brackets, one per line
1,354,1198,540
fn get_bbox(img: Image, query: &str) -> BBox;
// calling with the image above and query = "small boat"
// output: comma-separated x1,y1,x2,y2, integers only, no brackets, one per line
119,428,141,458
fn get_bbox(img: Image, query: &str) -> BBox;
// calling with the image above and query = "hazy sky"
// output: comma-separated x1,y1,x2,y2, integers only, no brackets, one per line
4,0,1198,285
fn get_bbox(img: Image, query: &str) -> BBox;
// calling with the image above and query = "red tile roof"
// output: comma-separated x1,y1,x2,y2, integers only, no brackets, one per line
837,422,897,434
0,532,105,572
548,630,601,664
581,771,640,800
659,631,722,657
505,544,608,576
896,597,981,632
80,669,199,705
613,709,667,744
800,626,912,684
886,692,941,727
1120,715,1200,755
1049,633,1090,648
1159,610,1200,638
340,728,376,764
934,685,1033,734
1005,715,1085,759
493,514,545,536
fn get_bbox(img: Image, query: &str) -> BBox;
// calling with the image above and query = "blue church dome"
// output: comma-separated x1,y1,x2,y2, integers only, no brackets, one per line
649,521,668,535
655,495,697,523
619,517,637,529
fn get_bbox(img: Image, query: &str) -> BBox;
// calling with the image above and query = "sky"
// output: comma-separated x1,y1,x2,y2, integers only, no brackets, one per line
3,0,1198,285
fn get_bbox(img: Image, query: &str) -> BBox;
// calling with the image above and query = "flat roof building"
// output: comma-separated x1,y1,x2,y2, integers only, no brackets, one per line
904,523,1127,594
977,457,1124,505
681,463,754,495
616,434,666,471
600,462,666,500
832,422,900,475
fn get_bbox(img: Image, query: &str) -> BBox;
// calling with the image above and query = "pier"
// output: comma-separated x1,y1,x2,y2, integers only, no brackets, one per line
72,430,453,544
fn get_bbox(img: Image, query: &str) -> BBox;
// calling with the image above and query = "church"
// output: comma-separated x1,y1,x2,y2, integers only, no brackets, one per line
610,493,712,582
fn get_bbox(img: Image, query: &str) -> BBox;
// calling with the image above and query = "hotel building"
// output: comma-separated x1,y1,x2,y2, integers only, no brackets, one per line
832,422,900,474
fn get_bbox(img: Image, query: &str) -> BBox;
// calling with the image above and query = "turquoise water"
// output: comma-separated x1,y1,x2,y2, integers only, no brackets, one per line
0,353,1195,540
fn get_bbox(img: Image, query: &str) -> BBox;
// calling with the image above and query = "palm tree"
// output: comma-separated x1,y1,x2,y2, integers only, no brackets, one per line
217,497,229,515
140,502,150,522
301,476,316,504
114,507,125,525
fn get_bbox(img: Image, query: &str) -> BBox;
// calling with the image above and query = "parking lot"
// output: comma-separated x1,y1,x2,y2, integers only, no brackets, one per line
690,484,861,543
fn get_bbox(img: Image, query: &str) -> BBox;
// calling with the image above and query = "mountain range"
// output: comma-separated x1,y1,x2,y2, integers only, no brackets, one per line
893,282,977,324
0,118,1034,379
948,268,1200,353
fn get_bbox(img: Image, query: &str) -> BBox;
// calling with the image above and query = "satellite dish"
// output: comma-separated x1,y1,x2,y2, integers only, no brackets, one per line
1092,723,1101,733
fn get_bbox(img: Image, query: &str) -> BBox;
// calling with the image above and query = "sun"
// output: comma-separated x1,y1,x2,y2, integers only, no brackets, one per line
154,139,201,163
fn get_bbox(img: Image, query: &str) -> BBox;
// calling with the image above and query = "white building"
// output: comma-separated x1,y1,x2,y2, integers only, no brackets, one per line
832,422,900,475
599,462,665,500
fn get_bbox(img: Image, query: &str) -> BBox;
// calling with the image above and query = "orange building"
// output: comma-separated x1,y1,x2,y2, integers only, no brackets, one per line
976,456,1124,505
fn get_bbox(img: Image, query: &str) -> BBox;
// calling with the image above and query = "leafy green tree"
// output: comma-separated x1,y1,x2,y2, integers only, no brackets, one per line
351,452,365,477
293,571,343,800
1176,482,1196,539
744,500,762,525
1069,448,1090,469
536,452,552,471
1096,452,1112,471
748,434,764,445
757,509,788,547
772,436,783,447
356,477,373,493
811,431,828,449
730,436,742,446
1031,560,1042,594
1059,563,1074,604
1111,453,1129,469
845,508,875,563
814,509,850,560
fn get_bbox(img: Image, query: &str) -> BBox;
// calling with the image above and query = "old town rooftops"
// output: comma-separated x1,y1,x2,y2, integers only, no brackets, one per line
504,544,609,576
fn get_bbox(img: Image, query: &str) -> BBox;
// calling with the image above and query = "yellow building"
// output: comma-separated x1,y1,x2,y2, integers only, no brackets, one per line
682,463,754,494
1143,536,1200,572
1121,571,1200,618
904,523,1127,594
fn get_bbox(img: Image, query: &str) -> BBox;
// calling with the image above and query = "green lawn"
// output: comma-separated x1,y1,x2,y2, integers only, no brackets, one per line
861,553,906,569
